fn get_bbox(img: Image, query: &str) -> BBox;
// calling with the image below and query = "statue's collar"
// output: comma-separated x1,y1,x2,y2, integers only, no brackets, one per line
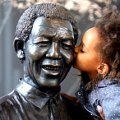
16,80,60,109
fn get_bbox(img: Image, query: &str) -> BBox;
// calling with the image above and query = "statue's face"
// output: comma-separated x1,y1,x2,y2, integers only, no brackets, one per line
25,16,75,87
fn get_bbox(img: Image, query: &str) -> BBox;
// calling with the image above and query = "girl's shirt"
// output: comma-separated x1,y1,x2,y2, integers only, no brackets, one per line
76,79,120,120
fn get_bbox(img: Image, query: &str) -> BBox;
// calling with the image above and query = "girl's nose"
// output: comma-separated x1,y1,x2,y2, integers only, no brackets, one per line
74,47,78,58
74,46,79,53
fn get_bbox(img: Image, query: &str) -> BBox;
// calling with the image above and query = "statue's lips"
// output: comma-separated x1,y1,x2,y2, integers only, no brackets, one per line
42,65,62,76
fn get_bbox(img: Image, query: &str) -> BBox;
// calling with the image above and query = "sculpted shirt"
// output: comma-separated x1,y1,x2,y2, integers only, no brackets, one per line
0,80,73,120
0,80,92,120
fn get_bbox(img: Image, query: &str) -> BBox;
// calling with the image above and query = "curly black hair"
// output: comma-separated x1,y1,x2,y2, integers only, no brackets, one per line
15,3,78,45
95,9,120,79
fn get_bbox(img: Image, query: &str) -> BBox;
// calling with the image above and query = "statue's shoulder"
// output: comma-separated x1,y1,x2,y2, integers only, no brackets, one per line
60,93,78,105
0,90,18,107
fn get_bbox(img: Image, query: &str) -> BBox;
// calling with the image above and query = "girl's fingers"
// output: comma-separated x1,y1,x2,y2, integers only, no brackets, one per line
97,105,105,120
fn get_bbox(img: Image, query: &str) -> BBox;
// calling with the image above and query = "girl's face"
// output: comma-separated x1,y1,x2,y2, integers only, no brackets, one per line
74,27,101,80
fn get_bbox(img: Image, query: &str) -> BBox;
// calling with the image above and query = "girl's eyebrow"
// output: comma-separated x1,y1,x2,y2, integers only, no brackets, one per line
81,41,85,48
82,42,85,48
82,41,89,51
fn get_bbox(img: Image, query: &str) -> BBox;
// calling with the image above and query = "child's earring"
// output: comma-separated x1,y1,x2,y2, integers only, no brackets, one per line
97,73,102,80
103,71,109,79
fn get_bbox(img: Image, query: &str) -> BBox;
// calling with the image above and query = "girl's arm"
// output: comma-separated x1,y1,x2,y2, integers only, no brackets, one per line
101,91,120,120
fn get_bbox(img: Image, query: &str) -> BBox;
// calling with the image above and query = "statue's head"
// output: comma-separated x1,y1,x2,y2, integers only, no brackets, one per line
14,3,78,88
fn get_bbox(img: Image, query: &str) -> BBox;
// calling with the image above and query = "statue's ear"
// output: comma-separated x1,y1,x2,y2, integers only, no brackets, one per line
13,37,25,61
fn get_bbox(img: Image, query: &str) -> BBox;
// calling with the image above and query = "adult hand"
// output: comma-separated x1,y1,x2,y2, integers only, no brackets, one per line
97,105,105,120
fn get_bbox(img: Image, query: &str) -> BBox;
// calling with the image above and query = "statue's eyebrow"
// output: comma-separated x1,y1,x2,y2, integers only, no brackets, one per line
38,25,73,33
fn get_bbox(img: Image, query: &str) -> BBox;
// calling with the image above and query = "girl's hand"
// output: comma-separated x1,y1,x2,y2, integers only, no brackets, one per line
97,105,105,120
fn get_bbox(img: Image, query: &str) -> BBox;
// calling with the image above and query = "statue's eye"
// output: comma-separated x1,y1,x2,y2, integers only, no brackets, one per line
37,41,50,47
61,39,73,50
33,37,50,47
62,43,73,50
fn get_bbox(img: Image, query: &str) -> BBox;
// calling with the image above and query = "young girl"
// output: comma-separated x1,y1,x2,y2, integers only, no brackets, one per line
74,9,120,120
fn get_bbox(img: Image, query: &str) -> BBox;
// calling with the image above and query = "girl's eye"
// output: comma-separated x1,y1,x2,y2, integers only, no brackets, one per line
80,49,84,52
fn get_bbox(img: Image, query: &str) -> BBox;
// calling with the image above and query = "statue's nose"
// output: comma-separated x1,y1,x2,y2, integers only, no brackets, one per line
46,42,62,59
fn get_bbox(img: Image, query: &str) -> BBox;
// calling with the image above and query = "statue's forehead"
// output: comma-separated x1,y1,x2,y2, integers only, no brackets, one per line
32,16,73,33
31,16,74,38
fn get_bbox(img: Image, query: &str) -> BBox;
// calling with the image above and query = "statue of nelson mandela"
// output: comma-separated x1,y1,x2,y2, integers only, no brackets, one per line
0,3,92,120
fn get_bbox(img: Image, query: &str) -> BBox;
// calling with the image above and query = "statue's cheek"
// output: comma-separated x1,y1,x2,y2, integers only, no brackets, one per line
27,45,48,61
60,49,74,64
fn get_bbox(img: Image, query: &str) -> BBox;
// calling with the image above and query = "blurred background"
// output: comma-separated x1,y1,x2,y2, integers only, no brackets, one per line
0,0,119,97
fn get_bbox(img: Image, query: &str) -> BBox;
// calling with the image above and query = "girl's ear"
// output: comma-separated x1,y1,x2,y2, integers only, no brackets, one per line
97,63,110,77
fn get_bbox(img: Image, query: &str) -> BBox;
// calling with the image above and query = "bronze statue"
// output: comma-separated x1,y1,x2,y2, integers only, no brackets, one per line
0,3,92,120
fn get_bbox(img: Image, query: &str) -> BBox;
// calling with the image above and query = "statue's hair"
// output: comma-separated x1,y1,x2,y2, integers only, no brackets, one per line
95,9,120,80
15,3,78,45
